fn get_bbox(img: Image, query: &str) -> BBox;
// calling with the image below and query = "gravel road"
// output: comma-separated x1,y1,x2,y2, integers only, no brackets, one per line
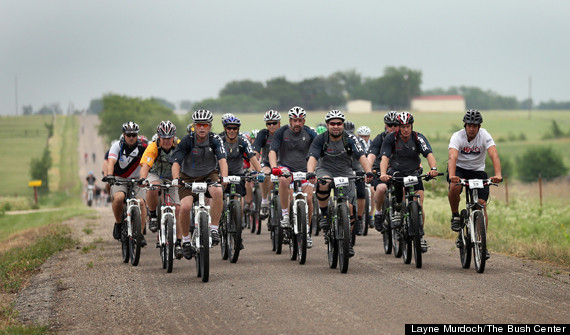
14,115,570,334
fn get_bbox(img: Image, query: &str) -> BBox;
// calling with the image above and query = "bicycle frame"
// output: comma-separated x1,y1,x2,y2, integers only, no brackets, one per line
290,172,308,235
191,182,212,249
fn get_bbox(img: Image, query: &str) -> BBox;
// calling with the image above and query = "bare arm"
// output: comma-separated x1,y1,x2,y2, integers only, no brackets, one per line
487,145,502,182
448,148,459,183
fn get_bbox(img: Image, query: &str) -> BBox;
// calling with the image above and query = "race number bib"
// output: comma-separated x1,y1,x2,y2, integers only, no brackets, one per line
192,182,207,193
224,176,241,184
292,172,306,181
469,179,484,189
333,177,350,187
270,174,279,182
403,176,419,187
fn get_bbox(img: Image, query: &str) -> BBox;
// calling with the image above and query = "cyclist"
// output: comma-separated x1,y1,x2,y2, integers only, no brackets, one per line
307,110,373,257
269,106,317,247
315,124,327,135
170,110,228,260
367,111,399,232
220,115,264,248
139,121,182,253
357,126,371,149
252,110,281,219
104,122,148,246
345,121,371,236
379,112,439,252
448,109,502,259
85,171,96,203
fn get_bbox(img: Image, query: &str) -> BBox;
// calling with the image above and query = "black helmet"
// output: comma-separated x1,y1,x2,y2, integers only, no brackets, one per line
463,109,483,124
344,121,355,133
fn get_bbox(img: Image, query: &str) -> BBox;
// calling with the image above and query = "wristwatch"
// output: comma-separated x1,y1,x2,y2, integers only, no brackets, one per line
430,167,437,171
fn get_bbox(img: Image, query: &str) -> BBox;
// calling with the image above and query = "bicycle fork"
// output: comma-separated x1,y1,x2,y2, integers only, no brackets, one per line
291,196,308,235
126,198,141,237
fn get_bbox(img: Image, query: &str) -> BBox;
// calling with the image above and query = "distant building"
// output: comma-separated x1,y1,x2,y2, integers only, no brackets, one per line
411,95,466,112
346,99,372,113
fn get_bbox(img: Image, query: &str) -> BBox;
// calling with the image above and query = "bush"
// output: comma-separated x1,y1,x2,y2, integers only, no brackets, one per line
516,146,568,182
486,154,513,178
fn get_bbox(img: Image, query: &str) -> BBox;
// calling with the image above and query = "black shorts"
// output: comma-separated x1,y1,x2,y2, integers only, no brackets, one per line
447,166,489,201
355,178,366,199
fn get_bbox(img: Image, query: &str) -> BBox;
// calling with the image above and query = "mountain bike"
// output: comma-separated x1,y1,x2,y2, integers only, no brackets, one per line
182,180,219,283
318,175,362,274
390,173,442,268
267,173,282,253
456,178,498,273
285,171,310,265
220,175,245,263
311,192,321,236
103,177,144,266
362,183,372,236
144,181,177,273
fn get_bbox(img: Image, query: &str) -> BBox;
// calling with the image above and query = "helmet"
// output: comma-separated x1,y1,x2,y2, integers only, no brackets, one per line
344,121,355,133
122,121,140,134
88,171,93,175
384,111,399,125
397,111,414,125
138,135,148,143
251,129,260,139
264,110,281,122
463,109,483,124
288,106,306,119
325,110,345,122
316,125,327,135
222,115,241,127
156,120,176,138
357,126,371,136
192,109,213,123
151,134,158,142
221,113,235,124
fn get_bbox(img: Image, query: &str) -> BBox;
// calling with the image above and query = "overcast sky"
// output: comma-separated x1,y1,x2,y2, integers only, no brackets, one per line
1,0,568,115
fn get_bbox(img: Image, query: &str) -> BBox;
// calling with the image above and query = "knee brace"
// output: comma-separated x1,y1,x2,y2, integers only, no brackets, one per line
315,186,330,201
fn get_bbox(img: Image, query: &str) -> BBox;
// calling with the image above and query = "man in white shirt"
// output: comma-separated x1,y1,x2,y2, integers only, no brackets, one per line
448,110,502,258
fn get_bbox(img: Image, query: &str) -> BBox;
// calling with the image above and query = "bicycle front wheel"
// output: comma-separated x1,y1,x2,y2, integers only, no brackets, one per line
337,204,350,273
409,202,422,269
296,201,307,265
121,215,130,263
129,207,142,266
229,201,242,263
196,211,210,282
459,210,471,269
166,215,174,273
473,211,486,273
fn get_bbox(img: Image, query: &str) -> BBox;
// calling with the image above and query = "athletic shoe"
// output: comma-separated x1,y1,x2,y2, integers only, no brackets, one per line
113,223,122,240
451,214,461,232
149,216,159,233
421,238,429,253
307,234,313,248
280,214,290,228
374,213,385,232
211,229,220,246
182,242,194,260
174,240,183,259
319,215,329,231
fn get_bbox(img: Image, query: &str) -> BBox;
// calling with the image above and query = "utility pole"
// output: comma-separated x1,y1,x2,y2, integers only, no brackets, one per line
15,75,18,116
528,76,532,120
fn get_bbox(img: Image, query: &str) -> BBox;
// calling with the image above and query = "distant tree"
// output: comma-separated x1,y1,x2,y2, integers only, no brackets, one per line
330,69,362,99
88,99,103,114
152,97,176,110
423,86,520,110
516,146,568,182
22,105,33,116
298,76,345,110
29,147,51,195
220,80,264,97
179,100,193,110
537,100,570,110
261,77,302,110
36,104,62,115
193,95,277,114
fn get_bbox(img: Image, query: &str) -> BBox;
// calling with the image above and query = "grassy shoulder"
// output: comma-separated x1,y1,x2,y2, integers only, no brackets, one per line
423,179,570,267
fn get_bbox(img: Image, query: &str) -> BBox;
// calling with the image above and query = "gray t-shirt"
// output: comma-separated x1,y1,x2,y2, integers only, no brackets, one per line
170,132,226,178
307,131,366,177
270,125,317,172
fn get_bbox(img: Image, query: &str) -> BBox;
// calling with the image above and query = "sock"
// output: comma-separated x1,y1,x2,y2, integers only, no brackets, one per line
182,235,191,243
375,210,382,215
210,225,218,232
262,198,268,204
282,209,289,216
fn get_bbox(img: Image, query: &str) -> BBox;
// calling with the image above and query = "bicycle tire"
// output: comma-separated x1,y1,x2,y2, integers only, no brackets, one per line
363,190,370,236
220,210,229,260
402,212,412,264
409,202,422,268
289,227,297,261
274,200,283,254
327,229,338,269
121,215,130,263
382,197,393,254
197,211,210,282
229,201,242,263
383,225,392,254
255,188,262,234
459,209,471,269
129,207,142,266
392,228,402,258
473,210,486,273
297,201,307,264
338,204,350,273
166,215,174,273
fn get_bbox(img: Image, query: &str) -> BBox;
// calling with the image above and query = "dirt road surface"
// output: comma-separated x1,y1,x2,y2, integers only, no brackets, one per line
15,115,569,334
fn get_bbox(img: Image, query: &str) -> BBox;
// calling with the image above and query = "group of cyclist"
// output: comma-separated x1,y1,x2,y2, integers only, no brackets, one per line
102,106,502,264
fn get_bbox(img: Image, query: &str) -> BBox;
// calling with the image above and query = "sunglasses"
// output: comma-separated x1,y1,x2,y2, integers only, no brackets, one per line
266,122,278,126
225,126,239,131
125,133,137,138
387,124,399,127
195,123,210,128
328,121,343,126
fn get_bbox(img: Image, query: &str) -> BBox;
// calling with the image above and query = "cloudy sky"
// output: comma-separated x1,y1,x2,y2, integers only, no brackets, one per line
1,0,568,115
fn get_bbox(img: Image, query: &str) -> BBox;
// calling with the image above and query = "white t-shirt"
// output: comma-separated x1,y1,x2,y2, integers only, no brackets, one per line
448,128,495,171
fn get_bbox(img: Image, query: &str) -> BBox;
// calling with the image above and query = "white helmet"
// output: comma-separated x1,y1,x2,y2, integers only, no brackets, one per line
357,126,371,136
288,106,306,119
192,109,213,123
264,110,281,121
325,110,345,122
221,113,235,123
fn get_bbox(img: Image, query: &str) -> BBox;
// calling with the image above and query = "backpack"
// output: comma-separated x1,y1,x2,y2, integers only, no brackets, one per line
322,131,353,156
